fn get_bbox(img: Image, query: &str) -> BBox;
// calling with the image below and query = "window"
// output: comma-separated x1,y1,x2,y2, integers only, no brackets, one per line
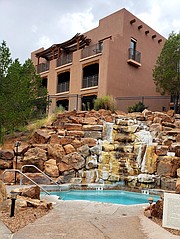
82,63,99,88
127,38,141,66
57,72,70,93
130,38,137,60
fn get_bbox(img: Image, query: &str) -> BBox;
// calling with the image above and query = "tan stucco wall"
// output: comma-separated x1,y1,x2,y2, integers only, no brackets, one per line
31,8,168,113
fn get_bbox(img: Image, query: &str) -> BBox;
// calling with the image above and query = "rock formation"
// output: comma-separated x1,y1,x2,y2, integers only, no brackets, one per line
0,109,179,191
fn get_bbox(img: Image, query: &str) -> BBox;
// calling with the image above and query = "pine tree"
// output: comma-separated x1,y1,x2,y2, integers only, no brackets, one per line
153,32,180,113
0,41,48,143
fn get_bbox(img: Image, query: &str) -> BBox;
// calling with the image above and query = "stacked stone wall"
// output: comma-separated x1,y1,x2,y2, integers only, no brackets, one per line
0,109,180,191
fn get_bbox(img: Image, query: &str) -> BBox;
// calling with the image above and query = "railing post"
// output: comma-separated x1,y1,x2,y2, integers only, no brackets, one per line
76,94,79,110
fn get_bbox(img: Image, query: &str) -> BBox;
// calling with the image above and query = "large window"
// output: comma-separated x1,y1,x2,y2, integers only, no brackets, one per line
57,72,70,93
81,95,97,111
130,38,137,60
42,77,48,88
82,63,99,88
56,99,69,111
128,38,141,65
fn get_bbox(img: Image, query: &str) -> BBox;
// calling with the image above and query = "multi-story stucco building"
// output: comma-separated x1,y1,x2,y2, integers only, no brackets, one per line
31,8,169,113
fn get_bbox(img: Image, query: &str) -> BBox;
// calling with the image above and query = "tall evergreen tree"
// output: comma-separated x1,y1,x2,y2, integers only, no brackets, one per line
153,32,180,112
0,41,12,142
0,41,48,142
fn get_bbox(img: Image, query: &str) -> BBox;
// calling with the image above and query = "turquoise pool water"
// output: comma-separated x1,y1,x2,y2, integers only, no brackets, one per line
46,190,160,205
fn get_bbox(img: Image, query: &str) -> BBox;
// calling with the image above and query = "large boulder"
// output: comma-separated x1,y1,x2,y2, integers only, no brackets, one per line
44,159,59,177
157,156,180,177
13,185,40,199
58,161,73,173
0,160,13,169
31,129,51,144
22,147,47,171
63,144,76,154
62,152,85,170
47,144,65,163
0,149,14,160
77,144,90,158
151,200,163,219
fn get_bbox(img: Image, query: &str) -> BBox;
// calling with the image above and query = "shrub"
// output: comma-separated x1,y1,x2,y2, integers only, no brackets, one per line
94,95,116,112
128,101,148,113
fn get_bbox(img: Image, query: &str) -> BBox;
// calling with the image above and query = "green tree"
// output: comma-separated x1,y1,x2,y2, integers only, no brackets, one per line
153,32,180,113
0,41,12,142
0,40,12,77
0,41,48,143
3,59,48,131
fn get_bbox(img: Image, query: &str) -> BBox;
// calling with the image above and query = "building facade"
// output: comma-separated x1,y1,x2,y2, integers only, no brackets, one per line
31,8,169,113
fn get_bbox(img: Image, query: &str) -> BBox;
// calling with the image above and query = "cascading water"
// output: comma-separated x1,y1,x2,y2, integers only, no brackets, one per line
103,122,114,142
135,129,153,172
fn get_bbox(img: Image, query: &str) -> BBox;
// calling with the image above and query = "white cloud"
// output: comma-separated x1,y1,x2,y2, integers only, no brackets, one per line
0,0,179,62
59,8,97,35
31,25,38,33
37,36,53,49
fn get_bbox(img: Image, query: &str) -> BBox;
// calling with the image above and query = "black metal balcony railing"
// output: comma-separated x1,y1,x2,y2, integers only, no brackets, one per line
37,62,50,74
128,48,141,63
81,43,103,59
56,53,73,67
57,81,70,93
82,74,98,88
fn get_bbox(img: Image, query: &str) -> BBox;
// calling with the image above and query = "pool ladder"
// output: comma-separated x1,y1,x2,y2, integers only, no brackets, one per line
21,164,61,191
2,164,61,196
2,169,50,195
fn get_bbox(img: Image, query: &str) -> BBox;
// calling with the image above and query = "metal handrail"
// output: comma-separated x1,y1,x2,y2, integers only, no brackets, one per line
2,169,50,195
21,165,60,190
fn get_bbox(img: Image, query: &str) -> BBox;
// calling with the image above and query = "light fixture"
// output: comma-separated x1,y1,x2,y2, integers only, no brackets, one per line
14,141,21,184
10,191,18,217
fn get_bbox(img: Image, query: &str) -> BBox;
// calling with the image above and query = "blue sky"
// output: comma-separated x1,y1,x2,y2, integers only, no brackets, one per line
0,0,179,63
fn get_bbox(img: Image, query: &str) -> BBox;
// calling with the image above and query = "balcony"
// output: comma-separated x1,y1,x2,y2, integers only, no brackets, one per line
37,62,50,73
56,53,73,67
81,43,103,59
57,81,70,93
82,74,98,88
127,48,141,67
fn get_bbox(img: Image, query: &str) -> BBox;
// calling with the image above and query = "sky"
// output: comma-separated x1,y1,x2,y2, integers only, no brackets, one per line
0,0,179,63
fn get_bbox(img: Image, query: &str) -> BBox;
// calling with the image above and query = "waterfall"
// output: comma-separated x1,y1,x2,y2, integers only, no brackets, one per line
136,143,143,168
103,122,114,143
95,169,99,183
135,130,153,172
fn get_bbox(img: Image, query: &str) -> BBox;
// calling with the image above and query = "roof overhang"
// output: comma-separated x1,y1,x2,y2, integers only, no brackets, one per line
36,33,91,61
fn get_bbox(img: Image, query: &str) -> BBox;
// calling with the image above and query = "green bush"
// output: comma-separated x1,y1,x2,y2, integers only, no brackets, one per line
94,95,116,112
128,101,148,113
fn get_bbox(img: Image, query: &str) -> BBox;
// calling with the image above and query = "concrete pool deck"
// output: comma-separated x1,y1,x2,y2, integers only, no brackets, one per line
0,200,179,239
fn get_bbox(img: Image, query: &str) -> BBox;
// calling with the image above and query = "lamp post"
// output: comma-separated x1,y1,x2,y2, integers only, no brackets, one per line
14,141,21,184
10,191,18,217
148,197,154,218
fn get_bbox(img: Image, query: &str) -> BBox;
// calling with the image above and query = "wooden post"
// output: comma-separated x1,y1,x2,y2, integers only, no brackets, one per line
58,48,61,58
77,37,80,50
